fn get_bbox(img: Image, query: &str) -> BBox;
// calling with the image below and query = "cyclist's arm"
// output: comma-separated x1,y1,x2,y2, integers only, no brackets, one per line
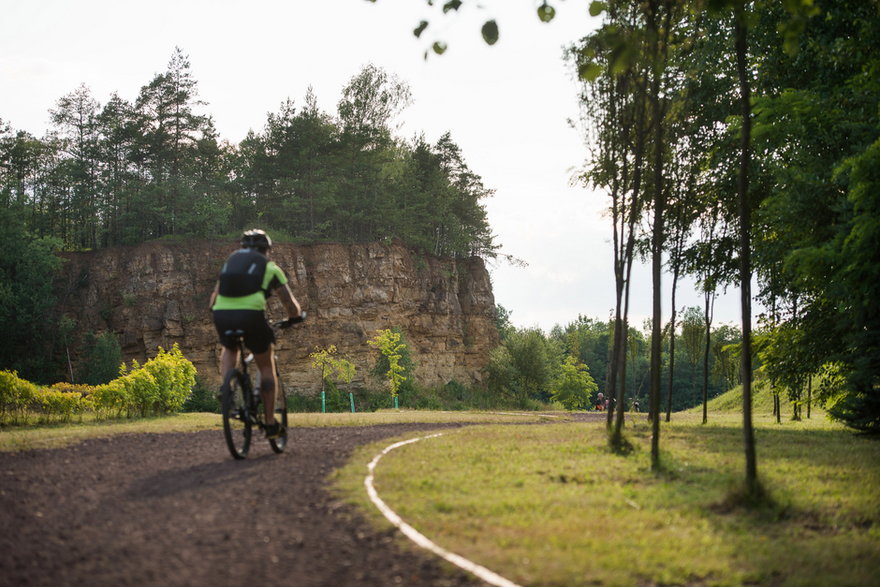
276,283,302,319
265,262,302,319
208,282,219,310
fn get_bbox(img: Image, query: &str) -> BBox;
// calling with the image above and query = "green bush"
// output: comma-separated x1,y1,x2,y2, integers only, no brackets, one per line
92,379,127,418
0,344,197,424
323,381,352,412
287,392,322,413
118,361,159,417
36,388,86,422
140,345,196,413
0,370,39,424
181,376,221,413
78,331,123,386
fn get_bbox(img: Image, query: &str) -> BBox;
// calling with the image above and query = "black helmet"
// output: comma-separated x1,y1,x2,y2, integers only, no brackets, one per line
241,229,272,251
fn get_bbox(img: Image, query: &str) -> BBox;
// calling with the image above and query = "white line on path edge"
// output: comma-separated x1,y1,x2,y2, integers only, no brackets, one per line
364,433,522,587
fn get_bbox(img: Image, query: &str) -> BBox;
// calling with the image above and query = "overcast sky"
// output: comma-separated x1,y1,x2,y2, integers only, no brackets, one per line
2,0,748,332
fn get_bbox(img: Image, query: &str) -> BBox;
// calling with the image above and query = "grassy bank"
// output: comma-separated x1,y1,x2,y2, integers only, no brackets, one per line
334,411,880,586
4,391,877,585
0,410,557,452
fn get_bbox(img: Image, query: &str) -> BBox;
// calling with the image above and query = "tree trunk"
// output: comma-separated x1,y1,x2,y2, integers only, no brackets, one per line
648,0,671,472
702,289,714,424
611,247,636,442
775,388,781,423
807,377,812,419
666,266,679,422
735,9,759,496
611,79,646,446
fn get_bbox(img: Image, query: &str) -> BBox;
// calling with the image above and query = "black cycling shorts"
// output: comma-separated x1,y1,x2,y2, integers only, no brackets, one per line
213,310,275,355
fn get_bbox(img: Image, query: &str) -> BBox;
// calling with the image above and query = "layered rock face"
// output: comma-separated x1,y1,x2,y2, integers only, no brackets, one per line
56,241,499,392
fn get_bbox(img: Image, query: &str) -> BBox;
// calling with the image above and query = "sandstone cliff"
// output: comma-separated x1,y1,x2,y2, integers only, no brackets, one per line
56,240,499,393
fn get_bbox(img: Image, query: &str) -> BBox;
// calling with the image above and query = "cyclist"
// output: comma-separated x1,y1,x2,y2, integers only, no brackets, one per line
209,229,303,439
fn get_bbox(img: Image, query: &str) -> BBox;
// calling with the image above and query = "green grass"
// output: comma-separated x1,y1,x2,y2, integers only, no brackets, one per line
4,398,878,585
0,412,223,451
0,409,557,452
334,411,880,586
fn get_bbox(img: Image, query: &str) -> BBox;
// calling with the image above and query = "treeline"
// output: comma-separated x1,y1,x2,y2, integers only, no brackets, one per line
489,309,741,413
571,0,880,436
0,49,495,259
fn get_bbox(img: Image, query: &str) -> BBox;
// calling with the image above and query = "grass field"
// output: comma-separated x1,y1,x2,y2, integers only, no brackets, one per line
3,391,878,586
333,407,880,586
0,409,555,452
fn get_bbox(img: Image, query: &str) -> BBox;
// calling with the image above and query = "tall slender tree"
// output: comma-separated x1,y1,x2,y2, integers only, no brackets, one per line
50,83,101,248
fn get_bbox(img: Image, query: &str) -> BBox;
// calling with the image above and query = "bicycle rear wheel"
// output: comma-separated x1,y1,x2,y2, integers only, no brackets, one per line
222,369,252,459
269,377,289,453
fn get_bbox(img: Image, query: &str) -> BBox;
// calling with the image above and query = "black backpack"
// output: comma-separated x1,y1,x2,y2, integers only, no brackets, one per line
218,249,268,297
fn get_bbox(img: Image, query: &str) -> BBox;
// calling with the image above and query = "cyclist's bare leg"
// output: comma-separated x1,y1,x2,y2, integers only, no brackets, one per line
254,347,277,425
220,347,240,379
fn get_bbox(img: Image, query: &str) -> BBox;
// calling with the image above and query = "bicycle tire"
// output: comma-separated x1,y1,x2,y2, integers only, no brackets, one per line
269,376,289,453
222,369,252,459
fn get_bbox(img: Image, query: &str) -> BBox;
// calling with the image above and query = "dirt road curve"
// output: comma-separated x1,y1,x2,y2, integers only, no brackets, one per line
0,424,484,587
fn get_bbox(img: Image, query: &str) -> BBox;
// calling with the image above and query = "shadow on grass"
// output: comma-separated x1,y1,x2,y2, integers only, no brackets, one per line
709,480,793,522
608,432,637,456
671,423,879,465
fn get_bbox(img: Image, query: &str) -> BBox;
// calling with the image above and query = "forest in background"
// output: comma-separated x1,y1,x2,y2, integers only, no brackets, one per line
0,53,495,259
553,0,879,439
0,53,500,389
0,43,742,418
3,1,879,437
489,308,742,415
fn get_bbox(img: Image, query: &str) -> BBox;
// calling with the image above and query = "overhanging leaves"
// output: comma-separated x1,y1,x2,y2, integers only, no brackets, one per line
481,19,499,45
537,3,556,23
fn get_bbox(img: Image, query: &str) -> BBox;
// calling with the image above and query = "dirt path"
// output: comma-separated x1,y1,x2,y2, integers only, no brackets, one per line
0,424,484,587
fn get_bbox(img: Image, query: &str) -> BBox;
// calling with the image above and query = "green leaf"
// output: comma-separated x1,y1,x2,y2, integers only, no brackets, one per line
432,41,448,55
537,3,556,23
481,20,499,45
589,1,606,17
578,62,603,81
413,20,429,38
442,0,462,13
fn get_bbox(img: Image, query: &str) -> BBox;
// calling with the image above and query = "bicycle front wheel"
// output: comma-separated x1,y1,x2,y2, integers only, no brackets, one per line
222,369,252,459
269,378,289,454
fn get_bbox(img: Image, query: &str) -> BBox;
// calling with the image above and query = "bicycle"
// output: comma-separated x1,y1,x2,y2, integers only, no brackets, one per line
221,313,306,460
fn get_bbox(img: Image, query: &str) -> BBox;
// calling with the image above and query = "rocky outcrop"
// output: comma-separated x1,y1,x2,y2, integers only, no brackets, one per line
55,240,499,392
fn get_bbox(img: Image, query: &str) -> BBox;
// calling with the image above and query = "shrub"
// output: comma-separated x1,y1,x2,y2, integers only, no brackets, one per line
93,379,127,418
35,388,86,423
78,331,123,386
181,376,221,413
0,370,39,424
118,361,159,417
139,345,196,414
1,345,197,423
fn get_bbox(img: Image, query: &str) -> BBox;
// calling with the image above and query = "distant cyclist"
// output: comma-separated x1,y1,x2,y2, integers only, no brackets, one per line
209,229,303,439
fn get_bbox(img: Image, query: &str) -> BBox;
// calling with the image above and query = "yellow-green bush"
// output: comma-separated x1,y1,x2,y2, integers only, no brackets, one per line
92,379,126,418
35,388,87,423
140,345,196,414
0,344,197,425
49,382,93,396
0,370,40,424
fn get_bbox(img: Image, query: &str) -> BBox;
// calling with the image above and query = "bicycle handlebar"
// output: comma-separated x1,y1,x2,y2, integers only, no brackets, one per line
273,311,307,329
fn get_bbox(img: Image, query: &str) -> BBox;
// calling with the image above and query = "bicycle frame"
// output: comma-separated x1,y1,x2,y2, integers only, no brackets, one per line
221,315,303,460
221,312,305,459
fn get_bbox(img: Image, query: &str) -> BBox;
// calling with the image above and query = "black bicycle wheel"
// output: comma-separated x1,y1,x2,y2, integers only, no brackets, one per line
269,377,289,453
222,369,252,459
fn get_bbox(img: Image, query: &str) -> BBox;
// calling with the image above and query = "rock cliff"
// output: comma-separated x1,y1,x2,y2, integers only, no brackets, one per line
55,240,499,392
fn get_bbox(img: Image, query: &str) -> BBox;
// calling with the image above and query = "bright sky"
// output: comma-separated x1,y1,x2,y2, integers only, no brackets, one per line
2,0,747,332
